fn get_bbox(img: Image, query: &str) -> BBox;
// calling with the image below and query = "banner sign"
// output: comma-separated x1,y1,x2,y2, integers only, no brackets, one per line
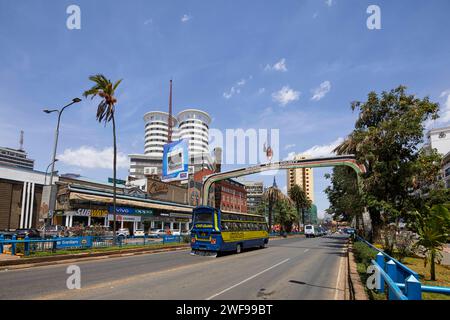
107,214,141,222
162,139,189,182
56,236,92,249
108,206,153,216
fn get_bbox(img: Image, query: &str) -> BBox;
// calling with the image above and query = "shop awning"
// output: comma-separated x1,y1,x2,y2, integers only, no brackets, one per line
69,192,193,213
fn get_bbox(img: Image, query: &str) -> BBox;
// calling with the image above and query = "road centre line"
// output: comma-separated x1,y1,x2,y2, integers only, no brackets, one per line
205,258,290,300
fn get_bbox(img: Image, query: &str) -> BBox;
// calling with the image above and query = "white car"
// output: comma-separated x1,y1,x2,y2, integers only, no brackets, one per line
171,230,181,236
116,228,130,238
134,229,145,237
148,229,166,238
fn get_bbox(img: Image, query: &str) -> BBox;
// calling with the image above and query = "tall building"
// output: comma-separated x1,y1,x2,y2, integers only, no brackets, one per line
143,111,179,157
177,109,211,155
286,154,314,203
238,179,264,214
0,147,34,170
443,151,450,189
424,125,450,156
129,108,213,180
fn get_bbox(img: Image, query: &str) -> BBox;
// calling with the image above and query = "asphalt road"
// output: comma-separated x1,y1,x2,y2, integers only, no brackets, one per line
0,234,349,300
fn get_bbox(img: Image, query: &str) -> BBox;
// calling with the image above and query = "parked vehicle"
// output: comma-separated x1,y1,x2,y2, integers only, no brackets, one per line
134,229,145,237
344,228,356,235
148,229,166,238
0,230,15,239
116,228,130,238
14,228,40,238
304,225,316,238
171,229,181,236
39,225,65,238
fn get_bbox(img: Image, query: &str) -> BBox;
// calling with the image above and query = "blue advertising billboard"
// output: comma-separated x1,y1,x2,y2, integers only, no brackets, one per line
162,139,189,182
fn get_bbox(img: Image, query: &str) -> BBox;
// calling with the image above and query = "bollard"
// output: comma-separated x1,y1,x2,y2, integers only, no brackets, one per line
52,235,57,253
24,235,30,256
386,260,397,300
0,234,4,254
376,252,385,294
405,275,421,300
143,234,146,246
11,234,16,255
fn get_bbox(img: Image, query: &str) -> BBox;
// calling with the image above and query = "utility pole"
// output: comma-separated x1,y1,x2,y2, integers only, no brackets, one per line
168,79,173,143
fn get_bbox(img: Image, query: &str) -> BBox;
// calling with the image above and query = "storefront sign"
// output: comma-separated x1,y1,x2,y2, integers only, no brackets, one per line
169,212,192,219
108,206,153,216
75,209,108,217
108,214,141,222
147,180,169,194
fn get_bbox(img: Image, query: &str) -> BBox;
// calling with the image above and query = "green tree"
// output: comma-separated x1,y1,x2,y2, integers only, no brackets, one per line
274,198,297,232
288,184,312,227
324,166,365,228
263,186,284,231
83,74,122,244
411,204,450,280
333,85,439,240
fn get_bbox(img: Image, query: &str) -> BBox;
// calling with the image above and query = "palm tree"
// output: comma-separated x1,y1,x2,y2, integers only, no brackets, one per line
83,74,122,244
412,204,450,280
288,184,312,227
263,186,283,232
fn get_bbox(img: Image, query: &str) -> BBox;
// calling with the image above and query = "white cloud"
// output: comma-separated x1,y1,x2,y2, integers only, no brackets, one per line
311,81,331,101
325,0,333,7
258,88,266,95
181,14,192,23
301,137,344,158
223,76,251,99
313,12,319,19
439,90,450,123
272,86,300,106
284,144,296,150
58,146,129,169
143,18,153,25
264,58,288,72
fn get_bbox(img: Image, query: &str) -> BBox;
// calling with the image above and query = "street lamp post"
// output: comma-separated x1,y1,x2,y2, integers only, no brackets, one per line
43,98,81,221
44,159,58,185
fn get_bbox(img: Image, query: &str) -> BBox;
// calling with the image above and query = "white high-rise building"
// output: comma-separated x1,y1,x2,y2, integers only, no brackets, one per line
143,111,179,158
129,108,212,180
177,109,211,155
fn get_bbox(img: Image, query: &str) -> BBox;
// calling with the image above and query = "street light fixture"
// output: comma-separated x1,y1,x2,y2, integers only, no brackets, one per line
44,159,58,185
43,97,81,221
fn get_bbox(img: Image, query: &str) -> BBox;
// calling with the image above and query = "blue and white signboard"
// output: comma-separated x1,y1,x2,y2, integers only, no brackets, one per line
162,139,189,182
56,236,93,249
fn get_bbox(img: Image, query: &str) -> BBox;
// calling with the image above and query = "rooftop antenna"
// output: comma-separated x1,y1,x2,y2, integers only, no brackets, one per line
19,130,24,151
168,79,173,143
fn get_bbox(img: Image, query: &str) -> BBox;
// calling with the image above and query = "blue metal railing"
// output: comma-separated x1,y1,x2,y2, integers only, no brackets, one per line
356,235,450,300
0,234,183,257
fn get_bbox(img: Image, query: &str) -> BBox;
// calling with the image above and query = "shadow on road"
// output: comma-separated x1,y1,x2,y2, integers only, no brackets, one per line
288,279,338,291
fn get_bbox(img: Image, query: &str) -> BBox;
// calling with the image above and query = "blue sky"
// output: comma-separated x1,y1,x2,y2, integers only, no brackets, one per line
1,0,450,218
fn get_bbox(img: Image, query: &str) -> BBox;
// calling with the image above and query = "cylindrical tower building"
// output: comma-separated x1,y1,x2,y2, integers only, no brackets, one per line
177,109,211,155
143,111,179,158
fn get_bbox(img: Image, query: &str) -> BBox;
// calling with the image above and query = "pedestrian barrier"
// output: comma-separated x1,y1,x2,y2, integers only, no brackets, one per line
0,234,175,257
356,235,450,300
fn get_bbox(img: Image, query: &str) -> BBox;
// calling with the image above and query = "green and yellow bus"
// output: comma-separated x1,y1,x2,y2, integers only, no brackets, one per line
190,205,269,255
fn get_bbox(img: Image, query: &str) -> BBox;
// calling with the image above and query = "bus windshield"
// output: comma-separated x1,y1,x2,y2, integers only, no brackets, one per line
194,212,213,224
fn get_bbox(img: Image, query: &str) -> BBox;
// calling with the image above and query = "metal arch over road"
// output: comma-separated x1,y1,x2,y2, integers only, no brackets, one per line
201,155,366,206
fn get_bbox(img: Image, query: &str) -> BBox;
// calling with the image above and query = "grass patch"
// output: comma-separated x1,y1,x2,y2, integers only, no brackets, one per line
22,242,188,258
352,240,387,300
402,256,450,300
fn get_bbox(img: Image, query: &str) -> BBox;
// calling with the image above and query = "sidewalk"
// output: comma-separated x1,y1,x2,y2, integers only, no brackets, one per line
0,254,20,261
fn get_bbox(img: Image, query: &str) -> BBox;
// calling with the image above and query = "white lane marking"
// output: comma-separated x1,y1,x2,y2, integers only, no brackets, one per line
206,258,290,300
304,249,309,253
334,248,345,300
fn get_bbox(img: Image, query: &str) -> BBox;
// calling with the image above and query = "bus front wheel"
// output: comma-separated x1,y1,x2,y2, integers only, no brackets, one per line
236,244,242,254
